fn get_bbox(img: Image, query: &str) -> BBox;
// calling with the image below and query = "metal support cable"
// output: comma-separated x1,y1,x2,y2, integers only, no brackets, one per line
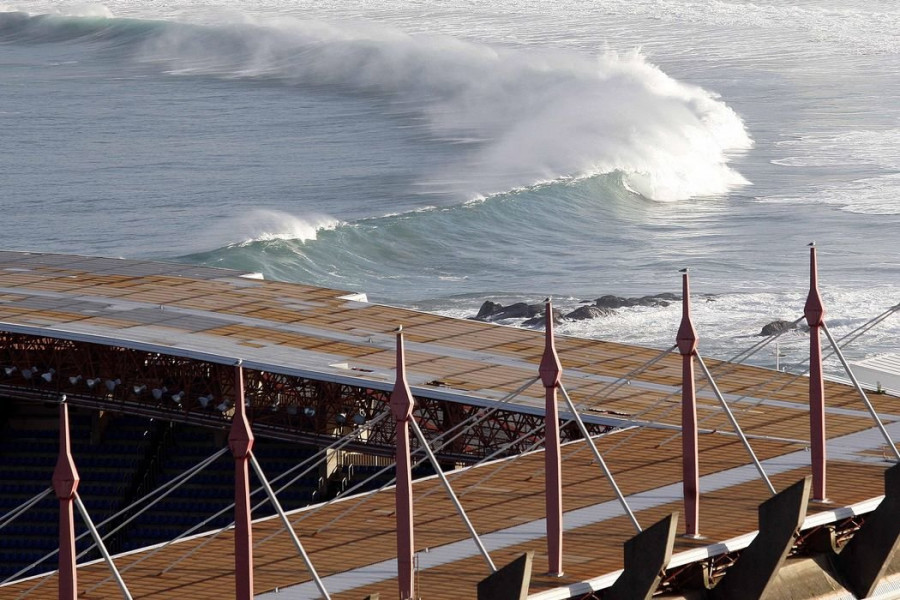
696,352,776,495
78,447,231,593
0,487,51,531
833,302,899,348
285,442,444,542
721,315,807,369
4,447,228,590
249,453,332,599
659,304,898,451
822,321,900,461
422,421,549,502
559,384,642,533
471,430,553,497
409,418,497,573
171,414,391,571
403,381,547,496
74,493,133,600
264,377,543,541
572,345,677,409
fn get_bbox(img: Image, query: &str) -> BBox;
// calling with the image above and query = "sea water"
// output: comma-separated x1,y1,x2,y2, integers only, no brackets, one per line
1,1,898,374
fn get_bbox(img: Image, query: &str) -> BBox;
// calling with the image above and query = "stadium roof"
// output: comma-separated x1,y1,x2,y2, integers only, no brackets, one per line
0,251,898,598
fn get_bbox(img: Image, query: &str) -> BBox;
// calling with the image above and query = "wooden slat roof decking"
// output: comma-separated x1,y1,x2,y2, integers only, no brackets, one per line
0,251,896,598
0,426,893,599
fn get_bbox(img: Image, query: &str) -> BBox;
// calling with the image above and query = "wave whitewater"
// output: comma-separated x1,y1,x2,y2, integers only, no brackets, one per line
1,9,752,202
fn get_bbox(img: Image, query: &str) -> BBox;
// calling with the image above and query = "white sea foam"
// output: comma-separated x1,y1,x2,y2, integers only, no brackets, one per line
129,17,751,202
14,3,115,17
227,209,340,246
773,130,900,169
441,286,900,373
763,174,900,216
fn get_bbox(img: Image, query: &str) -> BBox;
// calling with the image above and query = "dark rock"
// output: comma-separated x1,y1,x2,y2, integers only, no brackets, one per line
565,305,615,320
473,301,543,322
595,295,627,309
522,308,564,328
475,301,503,320
594,293,679,310
760,320,798,336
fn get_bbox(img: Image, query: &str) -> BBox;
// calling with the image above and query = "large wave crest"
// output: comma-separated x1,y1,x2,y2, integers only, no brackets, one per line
0,9,753,201
136,15,753,201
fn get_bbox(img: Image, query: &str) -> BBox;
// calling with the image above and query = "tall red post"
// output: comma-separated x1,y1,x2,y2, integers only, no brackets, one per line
53,397,80,600
391,327,416,600
804,244,827,501
676,271,701,537
229,362,255,600
539,299,564,576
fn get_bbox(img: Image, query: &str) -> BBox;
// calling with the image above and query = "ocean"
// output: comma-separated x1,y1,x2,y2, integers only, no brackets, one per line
1,0,898,375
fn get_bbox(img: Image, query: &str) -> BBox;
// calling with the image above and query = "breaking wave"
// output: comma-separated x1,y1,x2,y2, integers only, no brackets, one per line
0,9,752,202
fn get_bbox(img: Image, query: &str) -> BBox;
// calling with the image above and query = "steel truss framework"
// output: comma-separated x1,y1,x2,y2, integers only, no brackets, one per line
0,332,611,462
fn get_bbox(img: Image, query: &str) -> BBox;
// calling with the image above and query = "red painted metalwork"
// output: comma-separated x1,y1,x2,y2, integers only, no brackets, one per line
804,245,827,501
539,300,564,576
229,363,255,600
0,333,610,463
676,272,700,537
52,399,80,600
390,327,416,600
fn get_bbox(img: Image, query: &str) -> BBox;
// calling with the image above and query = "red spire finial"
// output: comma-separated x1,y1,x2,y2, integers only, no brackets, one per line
804,244,825,327
539,299,562,388
391,327,415,422
676,270,698,356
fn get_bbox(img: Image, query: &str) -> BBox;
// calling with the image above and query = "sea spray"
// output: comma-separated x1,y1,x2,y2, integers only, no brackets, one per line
132,15,752,201
226,210,341,246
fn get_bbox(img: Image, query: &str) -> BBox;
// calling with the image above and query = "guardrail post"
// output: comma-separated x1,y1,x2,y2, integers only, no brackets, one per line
804,244,827,501
391,327,416,600
677,270,700,537
53,397,80,600
540,299,564,576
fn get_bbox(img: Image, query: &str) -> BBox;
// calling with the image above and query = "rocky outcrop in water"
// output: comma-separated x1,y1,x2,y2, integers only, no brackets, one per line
521,307,565,327
472,292,681,326
565,305,616,320
760,320,800,336
594,293,679,309
474,301,543,322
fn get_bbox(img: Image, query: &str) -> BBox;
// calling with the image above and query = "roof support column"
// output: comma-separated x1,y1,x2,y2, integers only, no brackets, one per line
391,327,416,600
229,361,255,600
540,299,564,577
676,271,700,537
53,396,79,600
804,244,827,502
